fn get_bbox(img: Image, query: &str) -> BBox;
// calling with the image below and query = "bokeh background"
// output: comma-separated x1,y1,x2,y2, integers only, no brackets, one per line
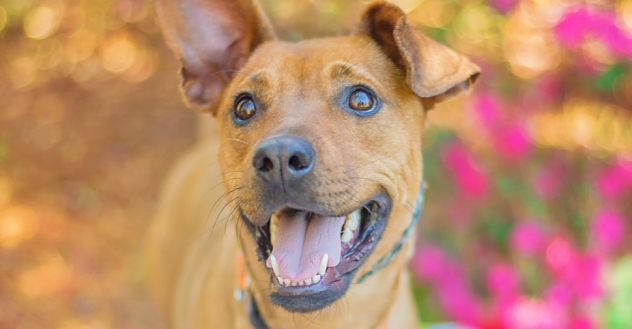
0,0,631,328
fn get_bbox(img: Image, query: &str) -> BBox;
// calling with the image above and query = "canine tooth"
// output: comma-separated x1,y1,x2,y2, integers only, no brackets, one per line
305,278,312,285
341,228,354,242
319,254,328,275
277,276,283,284
345,210,361,230
312,275,321,283
283,278,290,286
270,255,280,277
270,212,280,246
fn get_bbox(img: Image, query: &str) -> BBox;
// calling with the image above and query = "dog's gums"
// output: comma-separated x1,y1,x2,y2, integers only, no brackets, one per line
242,196,391,313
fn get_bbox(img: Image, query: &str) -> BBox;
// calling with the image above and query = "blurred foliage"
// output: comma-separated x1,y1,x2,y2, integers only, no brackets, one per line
0,0,631,328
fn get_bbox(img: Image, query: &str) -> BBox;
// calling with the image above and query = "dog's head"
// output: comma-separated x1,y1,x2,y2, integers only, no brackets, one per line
155,0,479,314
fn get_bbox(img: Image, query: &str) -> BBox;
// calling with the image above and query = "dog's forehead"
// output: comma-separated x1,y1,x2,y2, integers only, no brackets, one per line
241,35,403,87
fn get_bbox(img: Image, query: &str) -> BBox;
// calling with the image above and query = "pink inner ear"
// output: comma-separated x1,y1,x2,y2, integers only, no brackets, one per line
154,0,276,112
181,77,222,112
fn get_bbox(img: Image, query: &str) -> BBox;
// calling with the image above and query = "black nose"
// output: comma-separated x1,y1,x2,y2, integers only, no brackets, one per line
252,136,315,186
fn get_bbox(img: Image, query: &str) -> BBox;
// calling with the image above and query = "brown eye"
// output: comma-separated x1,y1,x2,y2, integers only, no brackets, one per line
349,89,375,112
234,97,256,121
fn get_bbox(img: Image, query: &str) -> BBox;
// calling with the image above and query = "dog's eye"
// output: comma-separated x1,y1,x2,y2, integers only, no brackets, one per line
349,89,375,112
234,97,256,121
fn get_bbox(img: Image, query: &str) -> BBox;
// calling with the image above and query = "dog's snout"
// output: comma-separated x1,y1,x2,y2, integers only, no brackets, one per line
252,136,315,185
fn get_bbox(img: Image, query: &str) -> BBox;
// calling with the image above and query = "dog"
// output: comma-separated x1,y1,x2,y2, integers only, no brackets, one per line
145,1,480,328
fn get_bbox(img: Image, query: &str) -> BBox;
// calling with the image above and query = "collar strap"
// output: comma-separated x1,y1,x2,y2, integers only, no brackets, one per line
248,298,269,329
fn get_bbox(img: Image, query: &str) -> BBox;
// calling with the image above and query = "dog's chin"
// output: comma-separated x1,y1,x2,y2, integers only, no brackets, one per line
240,194,392,313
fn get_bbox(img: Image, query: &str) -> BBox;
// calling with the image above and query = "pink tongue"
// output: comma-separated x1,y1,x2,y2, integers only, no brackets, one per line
266,211,345,282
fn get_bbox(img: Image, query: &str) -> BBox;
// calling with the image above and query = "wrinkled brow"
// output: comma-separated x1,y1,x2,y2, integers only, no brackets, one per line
329,62,382,88
234,71,270,92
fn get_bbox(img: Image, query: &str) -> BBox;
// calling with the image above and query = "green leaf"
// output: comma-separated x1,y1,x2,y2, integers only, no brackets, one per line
596,64,626,91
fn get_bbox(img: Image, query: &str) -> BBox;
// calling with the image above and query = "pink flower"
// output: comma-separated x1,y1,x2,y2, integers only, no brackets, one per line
472,92,502,130
486,263,520,298
555,7,592,49
441,143,490,199
595,159,632,198
545,237,579,275
411,244,483,324
555,6,632,58
495,123,532,162
438,279,483,324
570,254,604,300
510,221,546,256
591,209,626,253
567,316,595,329
545,281,573,307
503,297,569,329
591,11,632,57
546,240,605,301
410,244,450,282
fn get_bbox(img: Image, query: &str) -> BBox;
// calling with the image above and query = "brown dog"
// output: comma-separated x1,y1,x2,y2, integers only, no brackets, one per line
146,1,480,328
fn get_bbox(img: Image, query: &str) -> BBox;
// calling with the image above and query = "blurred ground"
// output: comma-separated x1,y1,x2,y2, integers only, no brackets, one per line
0,47,196,328
1,0,632,328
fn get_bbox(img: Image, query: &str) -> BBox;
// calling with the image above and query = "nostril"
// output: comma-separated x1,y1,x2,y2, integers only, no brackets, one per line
288,155,306,170
259,157,274,172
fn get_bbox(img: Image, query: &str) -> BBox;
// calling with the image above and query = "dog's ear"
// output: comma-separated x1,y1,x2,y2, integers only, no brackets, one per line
154,0,275,114
357,1,480,109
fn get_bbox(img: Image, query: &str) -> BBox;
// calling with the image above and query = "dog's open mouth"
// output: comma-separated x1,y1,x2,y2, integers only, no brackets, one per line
242,194,392,313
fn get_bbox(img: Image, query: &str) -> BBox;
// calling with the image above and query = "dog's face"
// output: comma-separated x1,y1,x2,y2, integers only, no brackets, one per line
154,0,479,314
216,37,423,312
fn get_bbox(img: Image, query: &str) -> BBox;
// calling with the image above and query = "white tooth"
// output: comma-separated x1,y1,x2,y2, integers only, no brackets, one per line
312,275,321,283
319,254,328,276
305,278,312,285
277,276,283,284
291,281,297,286
283,278,290,286
270,212,280,246
345,210,361,230
270,255,280,277
298,281,304,286
341,228,354,242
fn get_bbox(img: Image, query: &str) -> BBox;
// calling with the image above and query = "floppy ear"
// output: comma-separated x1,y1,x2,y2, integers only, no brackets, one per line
153,0,275,114
357,1,480,109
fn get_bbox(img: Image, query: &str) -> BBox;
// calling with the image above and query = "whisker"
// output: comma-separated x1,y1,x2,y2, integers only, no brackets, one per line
202,177,242,197
227,138,253,148
205,187,243,235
